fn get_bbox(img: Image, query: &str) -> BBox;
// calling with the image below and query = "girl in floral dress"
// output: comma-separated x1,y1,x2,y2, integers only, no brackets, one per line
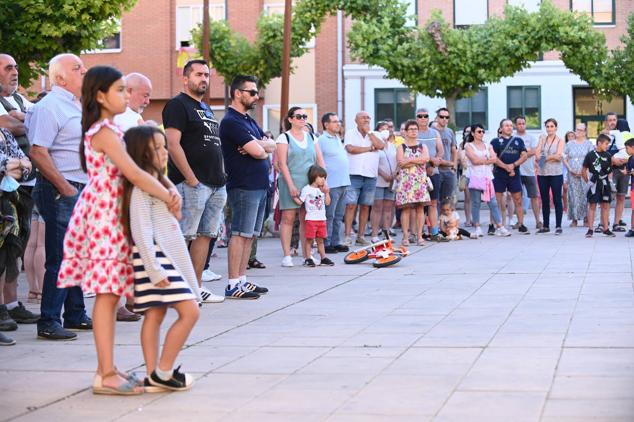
394,119,430,246
57,66,181,395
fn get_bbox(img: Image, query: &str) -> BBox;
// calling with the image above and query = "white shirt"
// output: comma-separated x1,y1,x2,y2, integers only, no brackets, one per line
344,128,379,178
113,107,143,132
517,131,538,177
299,185,327,221
0,93,33,116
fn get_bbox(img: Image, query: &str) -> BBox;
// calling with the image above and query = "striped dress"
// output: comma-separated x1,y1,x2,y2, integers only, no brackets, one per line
129,187,201,313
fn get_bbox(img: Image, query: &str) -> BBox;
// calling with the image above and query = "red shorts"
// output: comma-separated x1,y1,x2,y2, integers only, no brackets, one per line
305,220,327,239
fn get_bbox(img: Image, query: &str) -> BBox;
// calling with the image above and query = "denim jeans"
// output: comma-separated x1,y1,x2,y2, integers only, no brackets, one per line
469,188,502,225
325,186,347,247
439,169,457,201
227,188,267,238
177,183,227,240
538,175,564,229
33,177,87,330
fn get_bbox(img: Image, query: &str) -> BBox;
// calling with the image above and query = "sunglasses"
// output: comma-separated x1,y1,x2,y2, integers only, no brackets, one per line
293,114,309,120
475,129,484,134
438,115,450,119
417,113,429,119
239,89,259,97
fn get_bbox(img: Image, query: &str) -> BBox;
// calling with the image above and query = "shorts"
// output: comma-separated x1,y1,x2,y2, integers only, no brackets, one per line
305,220,327,239
613,168,629,195
346,175,377,206
177,183,227,240
227,188,267,238
520,175,538,198
493,172,522,194
374,186,396,201
427,173,441,201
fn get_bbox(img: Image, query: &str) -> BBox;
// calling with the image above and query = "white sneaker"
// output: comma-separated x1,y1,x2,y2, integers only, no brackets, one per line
356,236,370,246
201,269,222,282
343,236,353,246
475,227,483,237
495,227,511,237
281,256,294,267
371,236,381,243
200,287,225,303
469,232,478,239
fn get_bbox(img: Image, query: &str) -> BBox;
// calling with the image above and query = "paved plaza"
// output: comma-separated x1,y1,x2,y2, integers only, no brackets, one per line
2,216,634,422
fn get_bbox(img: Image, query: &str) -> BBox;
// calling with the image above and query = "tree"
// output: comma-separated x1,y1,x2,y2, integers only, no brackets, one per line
347,0,607,119
192,0,390,86
0,0,137,86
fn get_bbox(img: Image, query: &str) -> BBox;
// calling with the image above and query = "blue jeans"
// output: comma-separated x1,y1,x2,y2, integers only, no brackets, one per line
33,177,87,330
469,188,502,226
325,186,347,247
439,169,457,201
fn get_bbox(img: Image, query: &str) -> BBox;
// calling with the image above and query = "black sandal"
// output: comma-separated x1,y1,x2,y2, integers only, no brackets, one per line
247,258,266,269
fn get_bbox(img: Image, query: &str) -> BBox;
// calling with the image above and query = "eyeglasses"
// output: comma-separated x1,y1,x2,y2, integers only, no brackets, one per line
406,127,419,131
475,129,484,134
293,114,308,120
438,115,450,119
416,113,429,119
239,89,259,97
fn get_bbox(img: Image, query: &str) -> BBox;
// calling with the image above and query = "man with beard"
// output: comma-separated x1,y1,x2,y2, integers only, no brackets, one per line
218,75,274,299
163,60,226,303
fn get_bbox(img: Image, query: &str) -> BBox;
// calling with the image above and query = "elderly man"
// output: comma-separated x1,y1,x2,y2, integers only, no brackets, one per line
113,72,153,131
27,53,91,341
343,111,384,246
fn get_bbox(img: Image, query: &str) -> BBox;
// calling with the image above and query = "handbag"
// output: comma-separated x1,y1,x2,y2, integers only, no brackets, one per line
458,174,468,192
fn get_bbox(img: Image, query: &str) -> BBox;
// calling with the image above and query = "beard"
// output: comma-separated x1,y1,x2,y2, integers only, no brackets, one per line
188,80,207,96
241,96,257,111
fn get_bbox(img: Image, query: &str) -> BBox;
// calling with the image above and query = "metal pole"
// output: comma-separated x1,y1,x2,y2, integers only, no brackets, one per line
224,0,229,109
280,0,292,132
202,0,211,104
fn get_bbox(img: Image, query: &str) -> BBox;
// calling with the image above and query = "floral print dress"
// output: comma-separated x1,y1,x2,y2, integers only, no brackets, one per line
395,143,430,208
57,120,134,298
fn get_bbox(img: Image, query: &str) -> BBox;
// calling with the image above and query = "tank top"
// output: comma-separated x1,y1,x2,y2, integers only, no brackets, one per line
466,142,494,179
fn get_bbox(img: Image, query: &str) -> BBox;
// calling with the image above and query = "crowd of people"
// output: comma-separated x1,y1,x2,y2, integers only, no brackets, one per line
0,52,633,395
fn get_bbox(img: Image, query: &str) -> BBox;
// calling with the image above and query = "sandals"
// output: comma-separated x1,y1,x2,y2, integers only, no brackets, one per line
27,291,42,304
247,258,266,269
401,238,410,246
416,238,426,246
93,370,144,395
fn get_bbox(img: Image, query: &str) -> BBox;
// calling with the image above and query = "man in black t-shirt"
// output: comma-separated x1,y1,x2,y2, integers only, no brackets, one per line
163,60,226,303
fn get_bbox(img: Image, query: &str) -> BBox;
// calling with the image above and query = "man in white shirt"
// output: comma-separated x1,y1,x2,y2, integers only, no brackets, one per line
343,111,384,246
113,72,153,132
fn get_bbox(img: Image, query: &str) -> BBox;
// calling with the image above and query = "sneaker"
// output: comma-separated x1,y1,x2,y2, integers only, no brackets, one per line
343,236,353,246
63,316,93,331
495,227,511,237
225,283,260,300
618,220,627,227
512,222,520,230
370,236,381,243
149,366,193,391
303,258,316,267
536,227,550,234
469,232,478,239
585,229,593,238
475,227,483,237
37,325,77,341
200,288,225,303
325,246,338,254
518,224,529,234
612,224,626,232
603,229,616,237
201,269,222,282
388,229,397,237
536,221,544,230
320,257,335,266
243,281,268,294
335,244,349,252
625,230,634,238
281,256,294,267
487,224,495,236
594,224,603,233
0,331,15,346
0,305,17,331
555,227,563,235
143,377,167,393
355,237,370,246
116,306,141,322
8,302,40,324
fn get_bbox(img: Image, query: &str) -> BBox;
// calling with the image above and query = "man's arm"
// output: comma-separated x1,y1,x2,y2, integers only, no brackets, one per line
29,145,77,196
368,132,385,150
0,114,26,136
241,140,268,159
165,128,198,186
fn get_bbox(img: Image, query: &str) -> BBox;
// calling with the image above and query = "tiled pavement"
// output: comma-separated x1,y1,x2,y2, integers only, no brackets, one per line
2,219,634,421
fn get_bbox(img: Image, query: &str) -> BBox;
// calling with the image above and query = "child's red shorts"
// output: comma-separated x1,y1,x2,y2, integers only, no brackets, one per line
305,220,327,239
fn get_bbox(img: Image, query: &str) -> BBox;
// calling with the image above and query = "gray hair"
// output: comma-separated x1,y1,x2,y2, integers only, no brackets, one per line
416,107,428,113
48,53,77,86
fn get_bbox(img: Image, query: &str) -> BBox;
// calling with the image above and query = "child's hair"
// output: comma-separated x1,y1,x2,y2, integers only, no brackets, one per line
80,65,124,172
625,138,634,148
307,165,327,185
121,126,169,241
596,133,611,145
440,198,454,210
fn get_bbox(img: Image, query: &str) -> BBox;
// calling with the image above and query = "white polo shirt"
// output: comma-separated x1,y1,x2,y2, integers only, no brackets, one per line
114,107,143,132
344,128,379,178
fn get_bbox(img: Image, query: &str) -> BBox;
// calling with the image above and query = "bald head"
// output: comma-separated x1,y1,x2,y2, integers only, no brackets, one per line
125,72,152,113
48,53,85,98
0,54,18,95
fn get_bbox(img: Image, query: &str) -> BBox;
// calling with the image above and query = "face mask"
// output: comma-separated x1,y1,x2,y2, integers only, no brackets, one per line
379,130,390,140
0,175,20,192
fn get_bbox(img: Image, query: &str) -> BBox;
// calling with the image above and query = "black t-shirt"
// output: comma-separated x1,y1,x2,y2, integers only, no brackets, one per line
162,93,226,187
491,136,526,176
583,150,612,179
219,107,269,191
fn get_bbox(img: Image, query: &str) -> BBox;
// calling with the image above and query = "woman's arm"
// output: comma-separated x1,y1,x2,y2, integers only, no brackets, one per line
465,144,484,165
314,141,326,169
547,137,565,162
275,142,299,197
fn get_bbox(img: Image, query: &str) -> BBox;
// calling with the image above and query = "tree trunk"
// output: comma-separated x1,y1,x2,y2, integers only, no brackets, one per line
445,94,457,130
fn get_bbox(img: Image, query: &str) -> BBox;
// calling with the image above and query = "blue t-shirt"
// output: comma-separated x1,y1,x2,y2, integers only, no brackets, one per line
491,136,526,177
219,107,269,191
318,132,350,188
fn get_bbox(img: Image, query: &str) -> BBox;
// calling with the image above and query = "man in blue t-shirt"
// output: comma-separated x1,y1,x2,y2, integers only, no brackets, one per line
491,118,529,234
219,75,276,300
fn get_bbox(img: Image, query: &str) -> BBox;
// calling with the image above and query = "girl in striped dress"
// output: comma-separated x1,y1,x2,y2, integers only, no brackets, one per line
122,126,201,391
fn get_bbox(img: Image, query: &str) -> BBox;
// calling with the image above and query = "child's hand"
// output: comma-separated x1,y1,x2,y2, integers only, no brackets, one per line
320,184,330,194
167,188,182,219
156,279,170,288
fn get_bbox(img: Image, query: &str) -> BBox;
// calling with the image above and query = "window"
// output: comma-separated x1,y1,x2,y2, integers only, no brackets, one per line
507,86,541,129
507,0,541,12
404,0,418,26
456,88,488,129
176,4,225,49
573,87,625,138
570,0,614,25
86,19,121,53
374,89,416,129
264,3,315,48
454,0,488,27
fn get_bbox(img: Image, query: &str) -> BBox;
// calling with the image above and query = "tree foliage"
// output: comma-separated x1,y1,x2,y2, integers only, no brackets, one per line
0,0,137,85
193,0,390,86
